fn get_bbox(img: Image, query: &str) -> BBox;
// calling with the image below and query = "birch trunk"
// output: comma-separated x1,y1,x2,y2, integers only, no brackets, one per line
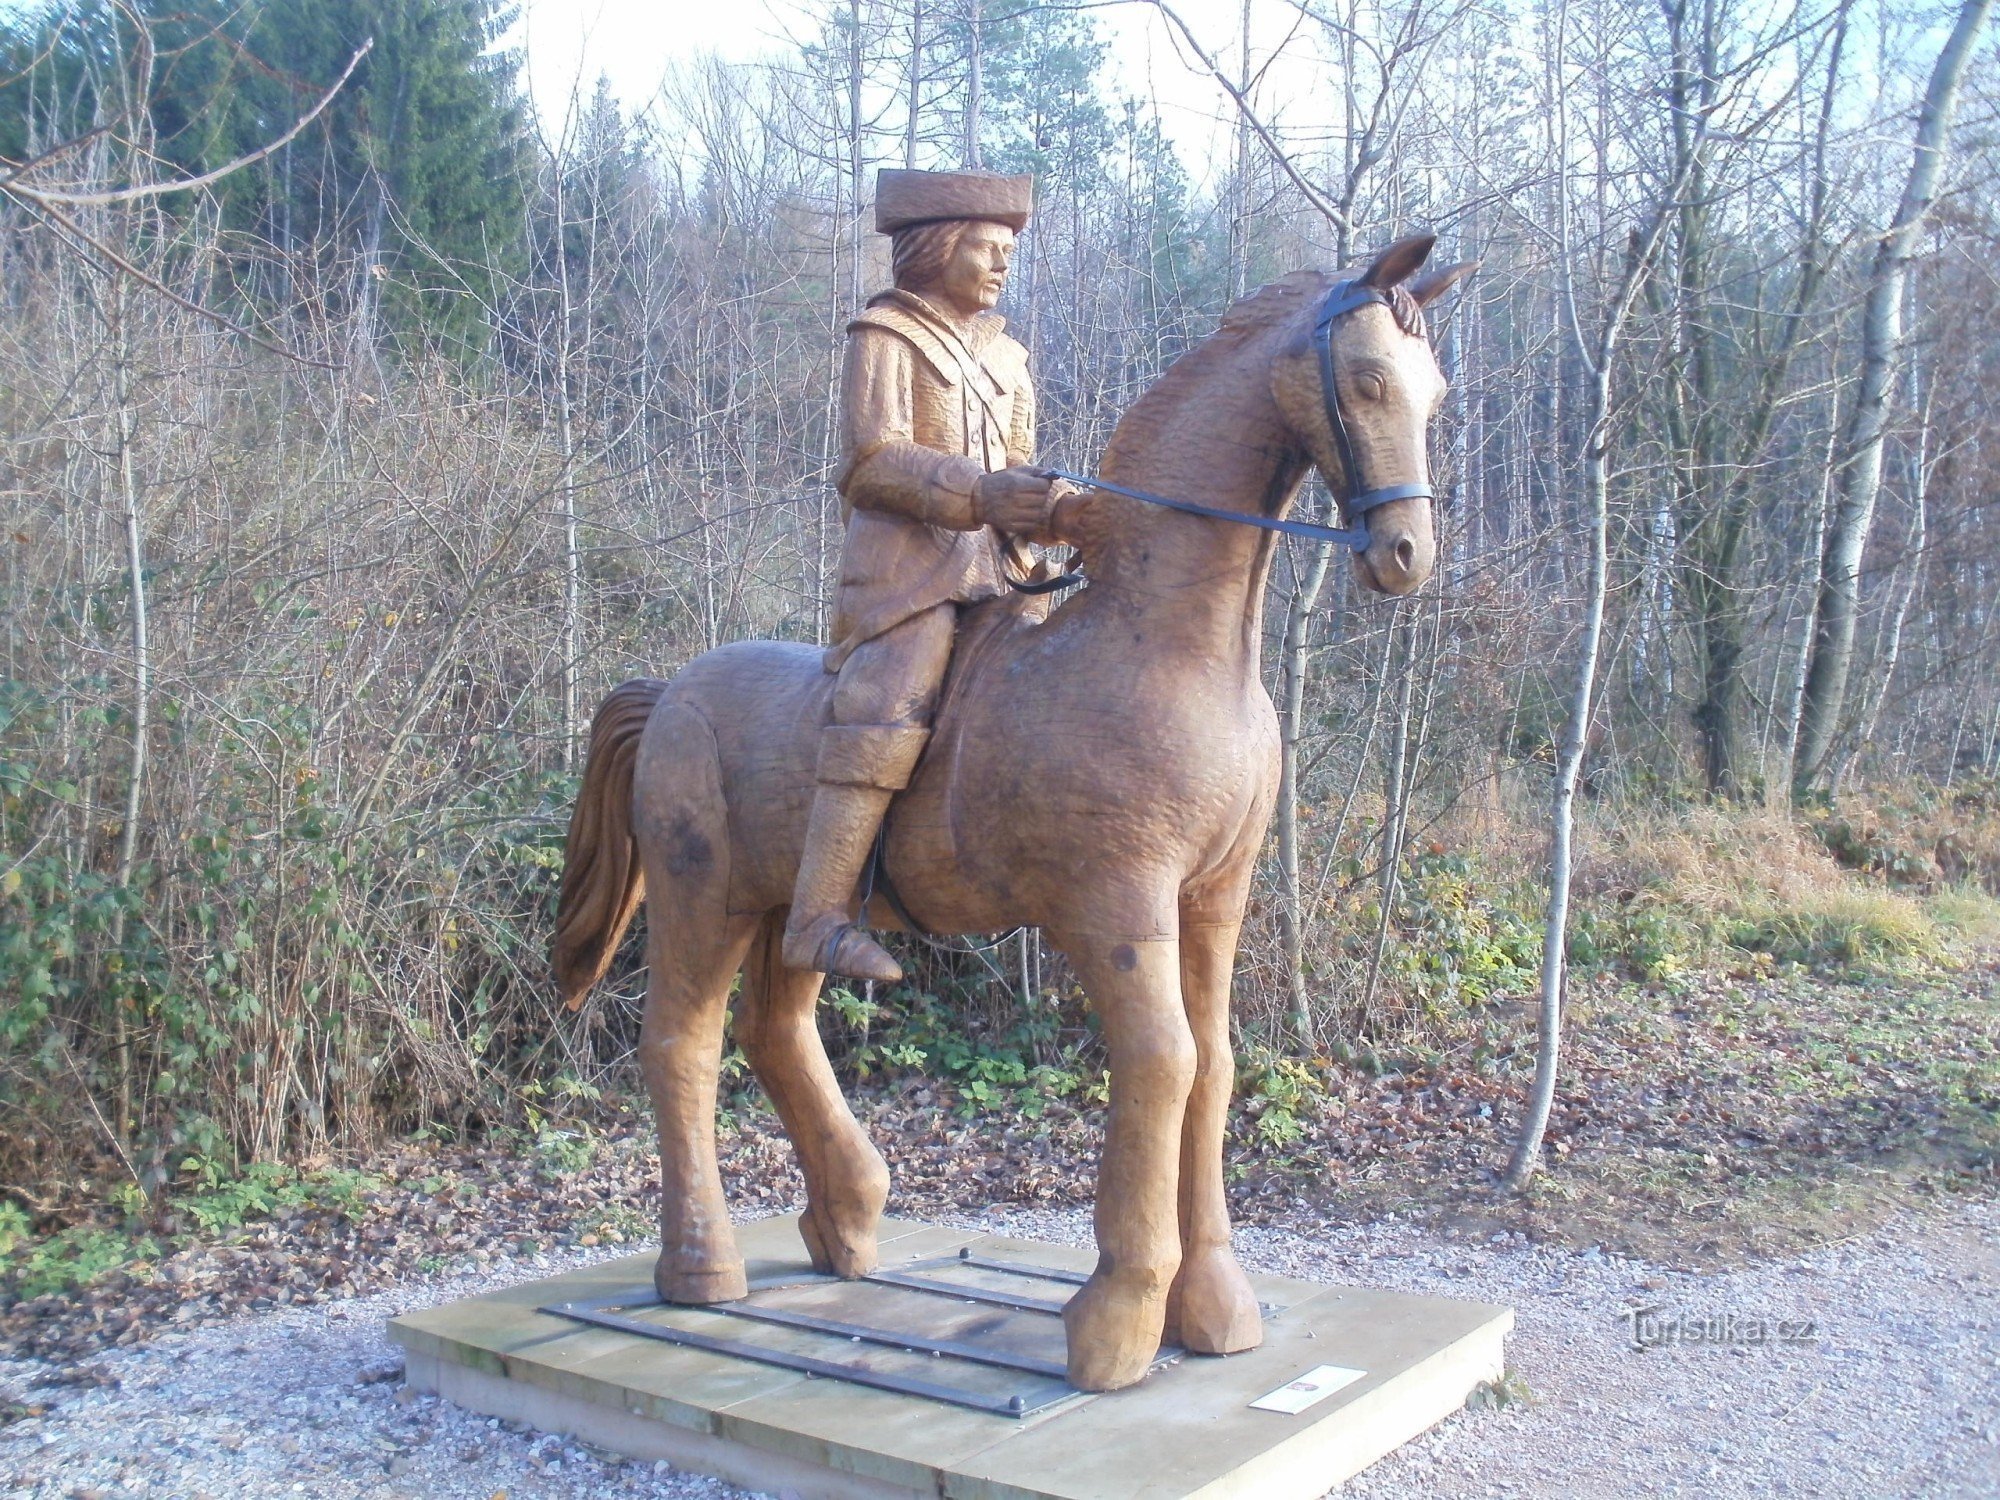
906,0,923,167
965,0,982,168
1274,540,1334,1045
849,0,867,310
1504,345,1612,1189
108,275,146,1150
1506,56,1689,1182
552,161,581,772
1792,0,1992,800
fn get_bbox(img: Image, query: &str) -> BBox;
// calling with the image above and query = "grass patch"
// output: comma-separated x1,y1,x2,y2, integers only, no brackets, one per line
1929,885,2000,945
1573,805,1953,975
1722,889,1943,966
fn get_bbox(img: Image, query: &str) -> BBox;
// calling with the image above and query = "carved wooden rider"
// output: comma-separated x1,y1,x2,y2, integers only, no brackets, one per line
781,168,1067,983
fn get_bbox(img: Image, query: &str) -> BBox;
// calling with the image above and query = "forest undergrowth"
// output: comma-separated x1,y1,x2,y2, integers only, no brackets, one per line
5,777,1997,1349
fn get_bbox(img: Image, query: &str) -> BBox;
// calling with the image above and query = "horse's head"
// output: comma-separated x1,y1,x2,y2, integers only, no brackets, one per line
1271,233,1474,597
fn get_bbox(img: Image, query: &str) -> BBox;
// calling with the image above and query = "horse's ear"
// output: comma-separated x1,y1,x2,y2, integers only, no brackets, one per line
1408,259,1478,308
1357,232,1436,290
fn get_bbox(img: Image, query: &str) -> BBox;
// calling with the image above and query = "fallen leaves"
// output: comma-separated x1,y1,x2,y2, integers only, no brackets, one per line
4,960,1992,1369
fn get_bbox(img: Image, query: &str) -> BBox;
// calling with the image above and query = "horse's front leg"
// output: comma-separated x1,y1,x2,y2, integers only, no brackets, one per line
1047,929,1196,1392
1164,915,1261,1355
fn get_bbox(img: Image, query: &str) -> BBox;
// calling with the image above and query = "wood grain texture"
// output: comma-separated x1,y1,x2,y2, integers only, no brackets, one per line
552,235,1455,1391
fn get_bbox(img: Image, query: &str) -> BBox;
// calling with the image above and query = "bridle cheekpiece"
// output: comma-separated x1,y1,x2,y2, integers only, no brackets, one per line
1309,277,1436,552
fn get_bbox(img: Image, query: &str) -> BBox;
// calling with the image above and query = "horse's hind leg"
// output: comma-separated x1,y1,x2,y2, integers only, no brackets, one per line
734,915,890,1277
642,908,757,1301
1164,916,1261,1355
635,702,757,1303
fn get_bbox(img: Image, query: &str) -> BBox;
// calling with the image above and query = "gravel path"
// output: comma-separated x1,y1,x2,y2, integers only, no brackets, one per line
2,1197,1994,1499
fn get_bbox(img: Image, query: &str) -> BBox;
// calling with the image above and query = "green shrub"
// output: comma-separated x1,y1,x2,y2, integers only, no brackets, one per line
1237,1050,1321,1148
172,1157,380,1233
0,1201,28,1256
1394,850,1542,1006
4,1226,158,1300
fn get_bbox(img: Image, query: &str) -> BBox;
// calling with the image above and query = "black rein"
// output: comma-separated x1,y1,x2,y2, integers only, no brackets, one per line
1011,277,1434,594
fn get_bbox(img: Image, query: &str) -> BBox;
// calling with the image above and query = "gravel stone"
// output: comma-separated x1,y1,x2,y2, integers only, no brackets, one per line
1,1199,1993,1497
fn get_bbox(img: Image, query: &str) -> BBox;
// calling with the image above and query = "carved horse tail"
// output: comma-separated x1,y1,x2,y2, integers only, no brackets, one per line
552,677,668,1010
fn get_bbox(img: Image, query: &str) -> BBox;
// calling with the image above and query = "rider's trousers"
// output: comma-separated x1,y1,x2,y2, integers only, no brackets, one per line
825,602,956,764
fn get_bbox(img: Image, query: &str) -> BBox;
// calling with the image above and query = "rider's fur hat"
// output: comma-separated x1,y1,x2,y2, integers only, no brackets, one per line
875,169,1034,234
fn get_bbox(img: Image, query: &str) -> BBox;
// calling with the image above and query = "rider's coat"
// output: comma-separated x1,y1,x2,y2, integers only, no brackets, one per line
828,289,1036,670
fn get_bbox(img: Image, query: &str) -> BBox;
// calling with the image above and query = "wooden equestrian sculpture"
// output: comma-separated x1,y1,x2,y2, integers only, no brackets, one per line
553,229,1469,1393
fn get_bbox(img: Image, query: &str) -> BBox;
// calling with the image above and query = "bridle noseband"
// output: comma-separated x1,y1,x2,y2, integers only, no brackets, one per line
1027,276,1435,577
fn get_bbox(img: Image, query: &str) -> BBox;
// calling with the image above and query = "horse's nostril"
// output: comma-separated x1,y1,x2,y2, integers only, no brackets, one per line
1394,536,1416,573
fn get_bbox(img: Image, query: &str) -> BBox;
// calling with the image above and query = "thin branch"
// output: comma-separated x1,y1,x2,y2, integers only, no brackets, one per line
1,39,373,205
1143,0,1356,234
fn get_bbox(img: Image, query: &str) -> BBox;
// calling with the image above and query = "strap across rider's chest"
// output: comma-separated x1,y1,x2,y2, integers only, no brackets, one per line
854,297,1016,451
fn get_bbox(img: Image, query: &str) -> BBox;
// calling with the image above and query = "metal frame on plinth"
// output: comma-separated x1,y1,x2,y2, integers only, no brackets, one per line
540,1248,1181,1418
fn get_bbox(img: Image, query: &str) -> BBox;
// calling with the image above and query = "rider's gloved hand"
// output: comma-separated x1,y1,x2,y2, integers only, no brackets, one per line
973,466,1067,541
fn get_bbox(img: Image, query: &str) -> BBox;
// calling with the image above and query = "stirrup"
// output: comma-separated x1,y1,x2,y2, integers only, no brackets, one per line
783,917,903,985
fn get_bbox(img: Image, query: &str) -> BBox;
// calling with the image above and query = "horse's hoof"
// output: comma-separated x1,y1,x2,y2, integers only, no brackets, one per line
800,1147,890,1278
654,1258,747,1304
1164,1246,1262,1355
801,1209,879,1278
1062,1270,1169,1392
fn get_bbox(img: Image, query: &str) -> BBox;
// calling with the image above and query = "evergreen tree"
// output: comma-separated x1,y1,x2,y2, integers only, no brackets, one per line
974,0,1112,190
0,0,528,351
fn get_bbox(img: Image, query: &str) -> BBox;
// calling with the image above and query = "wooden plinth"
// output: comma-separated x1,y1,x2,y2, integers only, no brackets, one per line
390,1215,1512,1500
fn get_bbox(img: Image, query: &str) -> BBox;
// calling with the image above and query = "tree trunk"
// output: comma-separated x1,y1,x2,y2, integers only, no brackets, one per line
1360,607,1416,1029
965,0,983,168
1690,574,1744,795
1792,0,1992,801
1274,540,1334,1045
1851,369,1932,766
1507,332,1618,1189
1508,141,1684,1188
107,275,146,1151
1505,372,1612,1188
1229,0,1252,299
849,0,868,310
906,0,924,168
552,160,581,772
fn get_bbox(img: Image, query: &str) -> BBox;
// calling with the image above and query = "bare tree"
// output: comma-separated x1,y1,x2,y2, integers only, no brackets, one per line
1792,0,1993,800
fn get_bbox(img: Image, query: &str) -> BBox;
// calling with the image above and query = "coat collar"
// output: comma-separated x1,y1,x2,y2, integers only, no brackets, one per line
868,289,1007,352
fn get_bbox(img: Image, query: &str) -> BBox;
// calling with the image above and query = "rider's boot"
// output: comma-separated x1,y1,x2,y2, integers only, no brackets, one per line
781,724,930,982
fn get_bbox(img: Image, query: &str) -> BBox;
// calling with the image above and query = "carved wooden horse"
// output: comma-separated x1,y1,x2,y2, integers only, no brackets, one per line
554,234,1467,1392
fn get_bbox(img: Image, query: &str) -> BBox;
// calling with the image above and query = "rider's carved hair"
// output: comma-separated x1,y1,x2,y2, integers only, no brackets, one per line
890,220,969,292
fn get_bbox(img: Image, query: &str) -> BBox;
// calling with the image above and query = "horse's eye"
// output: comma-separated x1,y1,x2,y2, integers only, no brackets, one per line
1356,372,1386,400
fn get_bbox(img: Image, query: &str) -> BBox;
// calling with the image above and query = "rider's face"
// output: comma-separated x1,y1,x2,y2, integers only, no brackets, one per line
933,222,1015,318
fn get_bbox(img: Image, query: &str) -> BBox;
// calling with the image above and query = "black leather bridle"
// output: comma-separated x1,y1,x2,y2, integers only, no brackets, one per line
1309,277,1437,538
1023,276,1435,586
